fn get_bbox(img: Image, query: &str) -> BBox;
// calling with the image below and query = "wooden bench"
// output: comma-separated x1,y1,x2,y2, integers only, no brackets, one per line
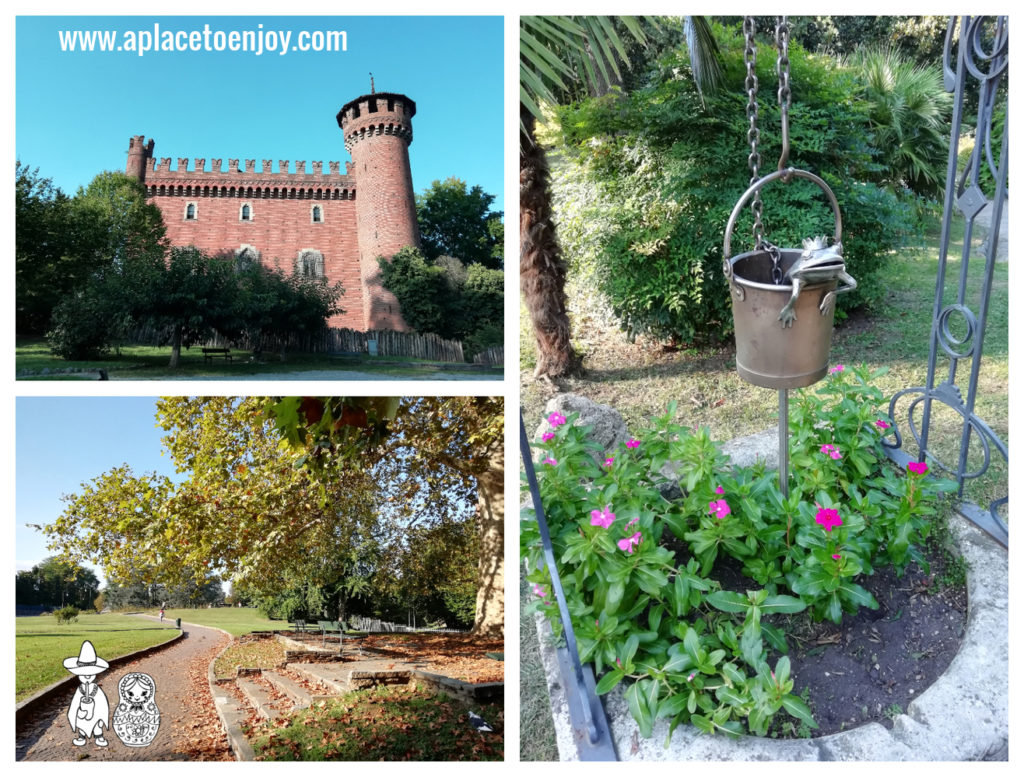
202,347,232,362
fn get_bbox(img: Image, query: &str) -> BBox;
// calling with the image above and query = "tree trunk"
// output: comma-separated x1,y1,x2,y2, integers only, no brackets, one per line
520,108,583,379
470,442,504,638
169,326,182,368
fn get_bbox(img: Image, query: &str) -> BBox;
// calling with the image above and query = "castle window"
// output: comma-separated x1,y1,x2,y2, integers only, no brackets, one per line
312,205,323,223
235,245,261,270
296,249,325,278
185,202,197,220
240,204,251,221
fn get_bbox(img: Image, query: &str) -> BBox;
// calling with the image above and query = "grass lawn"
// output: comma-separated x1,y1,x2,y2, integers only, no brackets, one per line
246,684,504,761
213,640,288,679
16,613,179,701
154,606,283,636
15,340,499,380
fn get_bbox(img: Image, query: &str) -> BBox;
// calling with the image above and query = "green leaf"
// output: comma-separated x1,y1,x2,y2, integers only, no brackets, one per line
626,680,655,738
595,669,625,695
706,589,750,613
604,579,625,615
761,594,807,614
781,694,818,729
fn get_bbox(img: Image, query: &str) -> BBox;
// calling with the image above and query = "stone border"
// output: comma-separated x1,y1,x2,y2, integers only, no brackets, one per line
534,512,1008,761
206,625,255,762
15,630,184,722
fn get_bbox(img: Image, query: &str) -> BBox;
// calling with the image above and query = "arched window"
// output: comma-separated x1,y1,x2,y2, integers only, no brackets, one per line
240,204,251,221
312,205,323,223
185,202,196,220
296,249,325,278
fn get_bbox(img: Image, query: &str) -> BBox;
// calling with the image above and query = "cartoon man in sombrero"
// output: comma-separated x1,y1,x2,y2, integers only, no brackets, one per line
63,640,111,747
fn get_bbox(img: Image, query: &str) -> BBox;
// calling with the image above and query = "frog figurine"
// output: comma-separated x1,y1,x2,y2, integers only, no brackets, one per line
778,236,857,328
112,672,160,747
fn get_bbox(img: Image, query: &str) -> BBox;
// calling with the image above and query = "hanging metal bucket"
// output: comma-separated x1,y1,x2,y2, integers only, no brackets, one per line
724,168,851,389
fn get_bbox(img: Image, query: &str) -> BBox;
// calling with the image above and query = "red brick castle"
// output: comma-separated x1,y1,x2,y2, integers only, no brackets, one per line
125,90,420,331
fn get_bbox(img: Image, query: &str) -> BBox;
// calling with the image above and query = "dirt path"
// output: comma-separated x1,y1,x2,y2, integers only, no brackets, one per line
16,618,233,761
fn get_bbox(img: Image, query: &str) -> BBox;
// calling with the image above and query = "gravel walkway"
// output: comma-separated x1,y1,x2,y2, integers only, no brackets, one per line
16,618,232,761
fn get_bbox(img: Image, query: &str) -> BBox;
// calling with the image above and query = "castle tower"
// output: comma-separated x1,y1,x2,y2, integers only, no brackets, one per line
126,135,154,182
337,91,419,331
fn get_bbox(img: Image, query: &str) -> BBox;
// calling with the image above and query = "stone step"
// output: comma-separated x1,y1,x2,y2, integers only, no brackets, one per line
262,670,313,709
235,676,280,721
288,662,352,694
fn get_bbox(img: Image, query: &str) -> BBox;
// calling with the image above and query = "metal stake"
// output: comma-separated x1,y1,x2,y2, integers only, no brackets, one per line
779,389,789,496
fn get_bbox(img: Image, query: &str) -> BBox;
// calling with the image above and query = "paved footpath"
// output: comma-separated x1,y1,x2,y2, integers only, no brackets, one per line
16,617,232,761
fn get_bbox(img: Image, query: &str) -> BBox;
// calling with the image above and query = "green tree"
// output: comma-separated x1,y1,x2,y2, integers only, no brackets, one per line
15,557,100,610
15,162,72,333
850,47,952,197
520,15,721,378
416,178,504,270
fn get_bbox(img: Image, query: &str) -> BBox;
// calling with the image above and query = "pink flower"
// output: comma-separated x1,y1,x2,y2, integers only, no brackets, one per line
625,517,639,529
604,456,615,467
830,364,845,374
687,672,696,682
708,499,731,519
715,485,725,495
590,506,616,529
626,439,640,449
541,431,555,442
618,531,642,554
832,553,842,561
908,461,929,475
543,457,558,466
815,507,843,532
820,443,842,460
532,583,547,598
875,420,891,430
547,411,567,427
616,657,623,668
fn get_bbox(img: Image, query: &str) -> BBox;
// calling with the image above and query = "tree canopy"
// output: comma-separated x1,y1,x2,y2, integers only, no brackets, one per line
16,557,100,611
416,177,504,270
45,396,504,636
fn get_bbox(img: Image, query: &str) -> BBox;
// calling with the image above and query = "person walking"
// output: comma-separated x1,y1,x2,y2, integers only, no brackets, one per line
159,606,165,622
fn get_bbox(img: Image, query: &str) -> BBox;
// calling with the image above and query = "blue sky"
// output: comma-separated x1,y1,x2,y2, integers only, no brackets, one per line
16,397,178,582
15,15,505,211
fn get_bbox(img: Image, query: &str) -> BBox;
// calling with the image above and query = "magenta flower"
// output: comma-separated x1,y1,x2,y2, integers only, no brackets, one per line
543,457,558,466
832,553,842,561
908,461,929,475
532,583,547,598
618,531,642,554
547,411,567,427
625,517,639,529
604,456,615,467
541,431,555,442
590,506,616,529
615,657,623,668
820,443,842,460
714,485,725,495
626,439,640,449
875,420,891,430
815,507,843,532
830,364,845,374
709,499,731,519
687,672,696,682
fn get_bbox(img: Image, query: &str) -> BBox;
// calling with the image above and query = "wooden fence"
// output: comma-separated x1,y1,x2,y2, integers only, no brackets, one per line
472,346,504,367
125,325,466,363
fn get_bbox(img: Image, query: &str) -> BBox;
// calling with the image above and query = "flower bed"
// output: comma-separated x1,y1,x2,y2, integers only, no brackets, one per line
522,366,959,740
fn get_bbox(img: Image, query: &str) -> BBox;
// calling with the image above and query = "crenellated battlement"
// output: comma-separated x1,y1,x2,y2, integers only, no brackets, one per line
142,152,354,182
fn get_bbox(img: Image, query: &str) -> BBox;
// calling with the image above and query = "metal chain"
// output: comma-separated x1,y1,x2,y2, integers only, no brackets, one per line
775,16,792,175
743,17,764,248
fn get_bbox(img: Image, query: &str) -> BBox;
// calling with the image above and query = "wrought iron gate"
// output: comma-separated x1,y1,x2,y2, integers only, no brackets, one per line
883,16,1008,546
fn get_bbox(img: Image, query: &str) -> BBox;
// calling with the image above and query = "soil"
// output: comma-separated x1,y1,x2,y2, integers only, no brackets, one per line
704,543,967,738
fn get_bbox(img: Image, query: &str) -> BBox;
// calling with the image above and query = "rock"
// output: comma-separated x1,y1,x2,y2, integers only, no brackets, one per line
535,394,629,455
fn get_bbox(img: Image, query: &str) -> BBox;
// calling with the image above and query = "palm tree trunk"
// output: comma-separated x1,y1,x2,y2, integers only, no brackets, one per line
520,107,583,378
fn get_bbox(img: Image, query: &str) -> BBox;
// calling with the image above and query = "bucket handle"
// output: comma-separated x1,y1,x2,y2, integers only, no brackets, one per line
723,167,843,278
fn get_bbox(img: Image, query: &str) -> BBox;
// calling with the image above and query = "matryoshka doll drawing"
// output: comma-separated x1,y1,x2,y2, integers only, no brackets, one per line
112,672,160,747
63,640,111,747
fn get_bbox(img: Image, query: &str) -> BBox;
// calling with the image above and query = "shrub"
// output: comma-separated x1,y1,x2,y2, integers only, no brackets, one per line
54,606,80,625
545,22,918,343
522,366,955,739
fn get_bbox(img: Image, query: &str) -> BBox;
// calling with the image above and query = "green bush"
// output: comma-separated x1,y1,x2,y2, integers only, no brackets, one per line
546,22,918,343
54,606,80,625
